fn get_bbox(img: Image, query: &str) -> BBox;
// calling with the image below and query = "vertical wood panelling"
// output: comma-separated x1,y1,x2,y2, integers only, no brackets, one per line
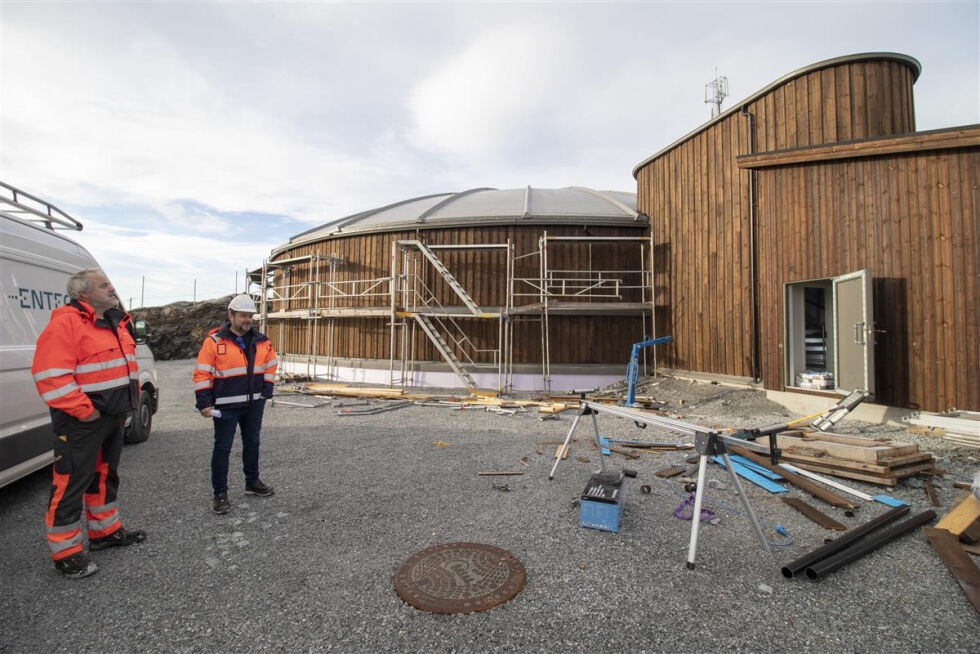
751,148,979,412
635,56,975,412
269,223,649,367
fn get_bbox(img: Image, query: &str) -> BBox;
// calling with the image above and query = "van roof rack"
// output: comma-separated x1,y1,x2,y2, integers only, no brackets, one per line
0,180,83,231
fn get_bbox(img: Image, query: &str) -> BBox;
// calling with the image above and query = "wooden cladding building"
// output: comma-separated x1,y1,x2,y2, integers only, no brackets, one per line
633,52,979,412
258,187,653,391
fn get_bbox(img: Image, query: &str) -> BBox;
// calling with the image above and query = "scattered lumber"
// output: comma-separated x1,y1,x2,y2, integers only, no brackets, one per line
923,527,980,614
936,492,980,542
904,410,980,448
729,445,859,510
654,466,685,478
756,430,935,486
781,497,846,531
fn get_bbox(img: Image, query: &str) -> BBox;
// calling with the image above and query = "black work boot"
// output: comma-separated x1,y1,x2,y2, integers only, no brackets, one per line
245,479,275,497
89,528,147,551
212,492,231,514
55,553,99,579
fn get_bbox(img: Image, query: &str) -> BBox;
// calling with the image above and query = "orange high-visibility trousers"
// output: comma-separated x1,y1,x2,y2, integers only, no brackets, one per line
45,413,125,560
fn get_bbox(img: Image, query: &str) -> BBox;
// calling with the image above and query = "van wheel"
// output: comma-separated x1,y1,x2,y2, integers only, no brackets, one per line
125,390,153,444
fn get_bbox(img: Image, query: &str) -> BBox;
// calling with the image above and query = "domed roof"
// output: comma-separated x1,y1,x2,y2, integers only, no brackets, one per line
277,186,643,255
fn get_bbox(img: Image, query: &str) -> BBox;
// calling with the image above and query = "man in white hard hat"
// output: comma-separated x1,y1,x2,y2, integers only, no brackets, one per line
193,294,279,514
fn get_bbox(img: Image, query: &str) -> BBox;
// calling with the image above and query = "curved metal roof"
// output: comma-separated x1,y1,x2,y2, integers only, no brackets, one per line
277,186,642,255
632,52,922,178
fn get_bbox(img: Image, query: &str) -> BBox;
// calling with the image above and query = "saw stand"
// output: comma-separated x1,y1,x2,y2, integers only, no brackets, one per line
684,430,771,569
548,401,623,485
547,399,773,568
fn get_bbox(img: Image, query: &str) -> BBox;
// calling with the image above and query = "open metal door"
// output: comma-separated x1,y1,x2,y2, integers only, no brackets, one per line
833,269,874,395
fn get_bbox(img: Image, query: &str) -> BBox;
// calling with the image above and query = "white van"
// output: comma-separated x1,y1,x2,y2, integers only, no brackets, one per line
0,181,159,488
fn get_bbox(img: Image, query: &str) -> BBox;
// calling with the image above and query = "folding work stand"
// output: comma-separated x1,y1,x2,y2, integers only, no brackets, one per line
548,400,773,568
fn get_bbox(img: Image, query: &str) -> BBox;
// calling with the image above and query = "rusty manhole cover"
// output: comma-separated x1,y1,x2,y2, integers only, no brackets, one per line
393,542,526,614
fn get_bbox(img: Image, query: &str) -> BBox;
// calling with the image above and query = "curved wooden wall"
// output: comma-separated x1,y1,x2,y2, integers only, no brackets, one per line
636,57,917,380
267,223,651,365
633,55,980,413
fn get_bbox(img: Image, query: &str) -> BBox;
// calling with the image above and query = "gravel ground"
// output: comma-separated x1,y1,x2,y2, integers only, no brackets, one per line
1,360,977,653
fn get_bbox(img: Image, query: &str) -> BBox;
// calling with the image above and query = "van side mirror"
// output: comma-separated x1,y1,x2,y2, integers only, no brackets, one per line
134,320,151,343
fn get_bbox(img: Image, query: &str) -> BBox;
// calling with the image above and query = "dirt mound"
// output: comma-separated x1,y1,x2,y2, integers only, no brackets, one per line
131,296,231,360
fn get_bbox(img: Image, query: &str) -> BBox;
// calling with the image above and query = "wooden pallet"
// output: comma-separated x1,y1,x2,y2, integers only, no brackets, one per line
757,430,934,486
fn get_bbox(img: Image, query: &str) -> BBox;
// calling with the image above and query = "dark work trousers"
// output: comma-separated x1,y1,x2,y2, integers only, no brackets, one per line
45,413,126,560
211,400,266,496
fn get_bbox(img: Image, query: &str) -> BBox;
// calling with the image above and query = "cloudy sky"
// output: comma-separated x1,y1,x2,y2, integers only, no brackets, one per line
1,1,977,308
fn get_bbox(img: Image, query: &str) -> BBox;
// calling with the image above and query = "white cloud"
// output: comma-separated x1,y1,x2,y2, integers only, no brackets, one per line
0,12,387,223
406,23,578,162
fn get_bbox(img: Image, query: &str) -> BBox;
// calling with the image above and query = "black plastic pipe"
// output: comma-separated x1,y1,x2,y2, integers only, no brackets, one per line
781,505,910,578
804,510,936,580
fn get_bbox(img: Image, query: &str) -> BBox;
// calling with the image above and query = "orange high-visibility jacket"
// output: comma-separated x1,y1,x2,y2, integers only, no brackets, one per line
193,324,278,410
31,301,139,420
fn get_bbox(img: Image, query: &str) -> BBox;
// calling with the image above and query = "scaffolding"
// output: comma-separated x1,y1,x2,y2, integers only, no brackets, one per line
250,231,658,393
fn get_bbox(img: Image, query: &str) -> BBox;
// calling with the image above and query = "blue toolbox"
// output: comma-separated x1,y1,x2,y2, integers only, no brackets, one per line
580,473,625,532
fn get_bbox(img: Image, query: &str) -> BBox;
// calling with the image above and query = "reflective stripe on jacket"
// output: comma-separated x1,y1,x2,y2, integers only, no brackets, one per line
193,323,277,411
31,301,139,420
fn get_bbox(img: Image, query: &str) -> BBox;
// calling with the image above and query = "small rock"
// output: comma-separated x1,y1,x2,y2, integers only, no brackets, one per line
758,583,773,595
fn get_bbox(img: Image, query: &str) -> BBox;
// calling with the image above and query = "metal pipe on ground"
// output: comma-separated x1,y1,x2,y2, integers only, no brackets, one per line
337,401,414,416
803,510,937,580
781,505,911,578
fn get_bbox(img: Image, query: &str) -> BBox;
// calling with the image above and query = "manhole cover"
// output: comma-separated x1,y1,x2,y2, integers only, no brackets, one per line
393,542,526,614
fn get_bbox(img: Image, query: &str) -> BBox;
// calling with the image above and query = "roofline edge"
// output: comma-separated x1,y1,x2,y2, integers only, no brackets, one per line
631,52,922,179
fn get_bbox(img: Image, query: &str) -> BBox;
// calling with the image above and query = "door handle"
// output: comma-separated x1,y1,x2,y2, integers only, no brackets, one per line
853,322,866,345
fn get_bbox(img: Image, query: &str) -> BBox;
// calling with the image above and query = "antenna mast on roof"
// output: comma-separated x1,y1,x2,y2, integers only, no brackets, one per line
704,68,728,118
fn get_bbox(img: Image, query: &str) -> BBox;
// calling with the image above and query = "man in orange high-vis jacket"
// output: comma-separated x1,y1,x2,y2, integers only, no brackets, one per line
194,294,278,515
31,269,147,579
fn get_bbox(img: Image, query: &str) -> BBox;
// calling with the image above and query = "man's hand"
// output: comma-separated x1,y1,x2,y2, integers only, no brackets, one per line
200,407,214,418
80,408,101,423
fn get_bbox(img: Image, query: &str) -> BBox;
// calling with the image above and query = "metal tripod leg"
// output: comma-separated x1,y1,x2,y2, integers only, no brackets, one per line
548,409,584,480
685,453,710,569
589,410,614,478
685,448,771,569
719,451,771,554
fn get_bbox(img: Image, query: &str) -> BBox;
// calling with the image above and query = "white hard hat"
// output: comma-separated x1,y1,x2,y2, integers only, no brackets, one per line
228,294,258,313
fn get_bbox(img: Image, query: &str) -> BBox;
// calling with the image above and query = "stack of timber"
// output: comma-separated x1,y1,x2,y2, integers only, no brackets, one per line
904,410,980,448
757,430,935,487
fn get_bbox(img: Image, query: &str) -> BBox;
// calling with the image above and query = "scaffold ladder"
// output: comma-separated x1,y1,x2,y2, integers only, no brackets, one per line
401,240,481,315
413,314,477,391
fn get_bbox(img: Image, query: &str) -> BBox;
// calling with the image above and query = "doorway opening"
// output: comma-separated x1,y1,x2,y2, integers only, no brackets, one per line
785,280,834,390
784,270,875,395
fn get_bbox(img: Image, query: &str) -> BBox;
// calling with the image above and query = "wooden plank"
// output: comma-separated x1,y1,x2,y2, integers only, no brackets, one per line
928,154,948,407
923,477,940,508
777,451,932,475
759,433,918,462
797,431,892,445
923,527,980,614
781,497,847,530
960,516,980,545
730,445,858,509
789,460,936,486
654,466,685,478
736,127,980,169
935,493,980,536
